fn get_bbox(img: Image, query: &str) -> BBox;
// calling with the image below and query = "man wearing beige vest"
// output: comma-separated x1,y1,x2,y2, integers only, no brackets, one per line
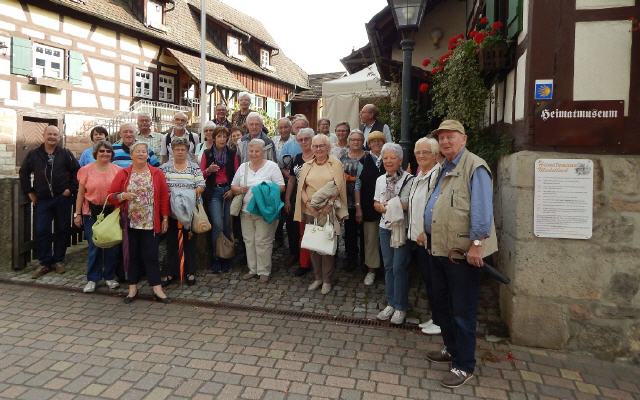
419,120,498,388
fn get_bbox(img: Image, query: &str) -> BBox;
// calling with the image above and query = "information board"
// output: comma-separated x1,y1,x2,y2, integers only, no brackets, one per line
534,159,594,239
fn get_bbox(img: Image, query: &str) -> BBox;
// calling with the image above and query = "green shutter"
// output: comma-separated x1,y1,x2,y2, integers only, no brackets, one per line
248,93,256,107
285,101,292,116
11,37,32,76
266,98,277,119
68,50,84,85
485,0,496,23
507,0,523,38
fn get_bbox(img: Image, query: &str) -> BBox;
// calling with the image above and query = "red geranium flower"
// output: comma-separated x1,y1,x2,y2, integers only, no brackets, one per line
431,65,442,74
419,83,429,93
468,30,478,39
492,21,504,31
473,31,488,44
479,16,489,25
421,58,431,67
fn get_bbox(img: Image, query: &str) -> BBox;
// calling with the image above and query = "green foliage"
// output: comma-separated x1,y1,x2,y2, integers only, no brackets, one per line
466,127,512,168
230,103,278,136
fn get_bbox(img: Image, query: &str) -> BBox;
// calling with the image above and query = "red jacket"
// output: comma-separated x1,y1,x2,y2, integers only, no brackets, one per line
109,165,170,234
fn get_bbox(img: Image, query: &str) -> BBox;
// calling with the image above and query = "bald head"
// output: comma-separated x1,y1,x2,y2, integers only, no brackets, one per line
43,125,61,147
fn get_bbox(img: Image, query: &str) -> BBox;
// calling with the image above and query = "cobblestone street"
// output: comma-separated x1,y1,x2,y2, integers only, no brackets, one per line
0,283,639,400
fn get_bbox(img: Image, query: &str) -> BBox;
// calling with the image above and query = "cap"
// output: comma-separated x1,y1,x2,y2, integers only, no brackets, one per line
431,120,466,138
367,130,386,143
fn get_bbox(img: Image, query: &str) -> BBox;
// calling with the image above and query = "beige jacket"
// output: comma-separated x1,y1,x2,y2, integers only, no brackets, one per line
294,156,348,222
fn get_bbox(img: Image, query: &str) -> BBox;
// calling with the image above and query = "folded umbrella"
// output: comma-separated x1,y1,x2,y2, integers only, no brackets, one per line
448,248,511,285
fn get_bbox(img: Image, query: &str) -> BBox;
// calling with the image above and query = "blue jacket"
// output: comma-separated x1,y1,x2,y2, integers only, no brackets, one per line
247,182,283,224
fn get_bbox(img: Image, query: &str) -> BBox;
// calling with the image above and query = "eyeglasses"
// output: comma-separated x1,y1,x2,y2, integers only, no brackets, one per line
312,144,327,149
297,137,311,142
98,149,113,154
414,150,434,156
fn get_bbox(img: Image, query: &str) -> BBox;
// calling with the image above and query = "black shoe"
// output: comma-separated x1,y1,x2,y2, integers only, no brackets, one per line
186,274,196,286
161,276,175,288
294,267,309,277
123,293,138,304
153,294,171,304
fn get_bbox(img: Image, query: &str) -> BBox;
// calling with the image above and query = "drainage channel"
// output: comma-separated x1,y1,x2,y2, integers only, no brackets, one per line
0,277,421,332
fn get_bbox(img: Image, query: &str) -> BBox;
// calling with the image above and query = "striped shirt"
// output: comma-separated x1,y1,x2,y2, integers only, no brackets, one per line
135,132,164,156
112,143,161,168
159,160,206,193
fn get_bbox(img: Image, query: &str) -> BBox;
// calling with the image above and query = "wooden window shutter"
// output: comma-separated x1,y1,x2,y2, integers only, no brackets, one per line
11,37,32,76
266,98,277,119
507,0,522,38
485,0,496,23
68,50,84,85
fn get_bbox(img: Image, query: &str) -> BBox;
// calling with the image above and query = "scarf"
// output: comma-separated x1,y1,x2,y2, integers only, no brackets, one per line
213,145,227,166
384,171,401,202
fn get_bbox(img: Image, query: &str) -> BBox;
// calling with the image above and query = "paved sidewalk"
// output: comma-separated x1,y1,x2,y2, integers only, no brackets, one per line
0,283,638,400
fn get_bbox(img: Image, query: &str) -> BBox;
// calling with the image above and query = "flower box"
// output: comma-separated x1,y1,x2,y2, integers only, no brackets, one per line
478,42,510,74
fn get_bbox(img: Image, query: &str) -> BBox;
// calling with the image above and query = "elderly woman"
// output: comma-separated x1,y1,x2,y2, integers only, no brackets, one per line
330,122,350,159
110,142,170,303
294,135,348,295
340,129,366,271
74,141,121,293
374,143,414,324
231,92,253,133
237,112,276,163
201,126,239,273
354,130,386,286
79,126,108,167
284,128,315,275
112,123,160,168
160,137,205,286
196,121,216,163
408,137,443,335
231,139,285,282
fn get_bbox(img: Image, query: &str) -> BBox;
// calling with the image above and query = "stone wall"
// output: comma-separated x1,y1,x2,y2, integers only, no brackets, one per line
496,151,640,363
0,108,17,175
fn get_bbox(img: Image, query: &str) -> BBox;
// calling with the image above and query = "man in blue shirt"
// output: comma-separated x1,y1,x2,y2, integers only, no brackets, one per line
112,123,160,168
420,120,498,388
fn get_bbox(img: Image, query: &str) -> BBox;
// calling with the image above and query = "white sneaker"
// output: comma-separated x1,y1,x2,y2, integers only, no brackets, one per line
377,305,395,321
422,323,442,335
308,280,322,291
390,310,406,325
105,280,119,290
321,283,332,295
419,319,435,329
83,281,96,293
363,272,375,286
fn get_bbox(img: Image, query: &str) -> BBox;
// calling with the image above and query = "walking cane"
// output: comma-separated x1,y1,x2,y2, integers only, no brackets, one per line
177,221,185,284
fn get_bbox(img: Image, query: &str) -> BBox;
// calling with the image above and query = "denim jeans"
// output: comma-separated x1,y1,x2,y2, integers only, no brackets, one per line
83,215,119,282
34,195,72,266
208,186,231,270
430,255,480,374
379,228,410,311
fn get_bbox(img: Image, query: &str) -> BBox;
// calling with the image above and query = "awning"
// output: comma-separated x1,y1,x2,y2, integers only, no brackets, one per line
167,48,248,92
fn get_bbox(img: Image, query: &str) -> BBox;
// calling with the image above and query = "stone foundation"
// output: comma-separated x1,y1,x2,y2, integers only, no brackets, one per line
497,151,640,363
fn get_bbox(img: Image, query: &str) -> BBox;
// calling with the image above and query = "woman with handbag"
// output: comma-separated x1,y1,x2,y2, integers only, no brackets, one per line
231,139,285,283
74,140,122,293
294,134,348,295
110,142,171,304
374,143,414,325
201,126,238,273
160,137,206,286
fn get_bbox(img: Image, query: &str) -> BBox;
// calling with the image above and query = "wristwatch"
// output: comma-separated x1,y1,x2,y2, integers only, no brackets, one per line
73,213,79,218
472,239,483,247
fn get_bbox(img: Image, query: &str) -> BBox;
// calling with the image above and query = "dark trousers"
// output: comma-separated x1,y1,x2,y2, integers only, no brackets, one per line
430,255,480,374
127,228,161,286
411,241,436,322
83,215,119,282
165,217,196,278
285,210,299,258
343,207,363,265
34,195,72,266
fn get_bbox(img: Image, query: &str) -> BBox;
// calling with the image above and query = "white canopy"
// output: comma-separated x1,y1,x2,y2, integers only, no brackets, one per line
322,64,389,131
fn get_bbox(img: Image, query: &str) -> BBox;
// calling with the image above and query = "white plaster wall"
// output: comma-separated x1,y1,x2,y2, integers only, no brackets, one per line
119,99,130,112
518,0,529,45
28,5,59,28
504,69,515,124
496,80,504,122
90,27,116,48
120,34,141,56
17,83,40,105
0,80,10,98
62,17,91,39
50,35,72,46
576,0,635,9
46,89,66,107
574,20,632,115
140,40,159,60
119,65,131,82
0,57,10,76
119,83,130,97
80,76,94,91
95,78,114,94
0,0,27,22
77,42,96,53
21,27,45,39
100,96,115,110
71,91,98,108
0,20,15,31
515,50,527,121
88,57,115,78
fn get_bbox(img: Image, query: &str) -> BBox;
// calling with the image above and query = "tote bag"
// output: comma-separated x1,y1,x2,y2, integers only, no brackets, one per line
92,195,122,248
301,217,337,256
191,200,211,233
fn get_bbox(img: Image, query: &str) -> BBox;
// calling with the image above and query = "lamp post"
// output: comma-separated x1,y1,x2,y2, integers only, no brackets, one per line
387,0,427,163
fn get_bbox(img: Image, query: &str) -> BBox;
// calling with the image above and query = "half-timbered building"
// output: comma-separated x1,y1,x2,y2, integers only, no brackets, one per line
0,0,308,173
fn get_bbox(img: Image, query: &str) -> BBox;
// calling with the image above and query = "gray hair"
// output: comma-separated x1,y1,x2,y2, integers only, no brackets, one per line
246,111,263,125
136,112,151,119
119,122,136,133
238,92,252,103
415,137,440,154
248,138,265,150
381,142,403,160
214,103,227,111
277,117,292,127
347,129,364,141
312,133,331,150
174,111,188,120
297,128,314,139
203,120,216,131
129,141,148,153
170,136,190,149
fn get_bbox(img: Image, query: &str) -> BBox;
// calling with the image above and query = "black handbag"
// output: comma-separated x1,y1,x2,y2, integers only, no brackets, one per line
89,202,114,219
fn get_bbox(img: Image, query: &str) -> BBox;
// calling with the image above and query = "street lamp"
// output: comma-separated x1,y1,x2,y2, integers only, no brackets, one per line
387,0,427,164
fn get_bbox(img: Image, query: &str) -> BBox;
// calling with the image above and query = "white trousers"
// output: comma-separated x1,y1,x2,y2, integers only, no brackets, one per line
240,213,278,276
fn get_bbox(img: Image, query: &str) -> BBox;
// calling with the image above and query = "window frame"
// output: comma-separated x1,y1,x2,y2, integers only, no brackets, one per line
158,74,175,103
260,48,270,68
255,95,265,112
146,0,165,29
134,68,154,99
32,42,65,80
274,100,283,119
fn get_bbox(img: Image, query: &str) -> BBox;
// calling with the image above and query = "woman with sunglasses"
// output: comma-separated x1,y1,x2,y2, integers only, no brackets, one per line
74,141,122,293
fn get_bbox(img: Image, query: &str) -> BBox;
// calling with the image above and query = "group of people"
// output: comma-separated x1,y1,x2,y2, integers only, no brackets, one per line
19,91,497,388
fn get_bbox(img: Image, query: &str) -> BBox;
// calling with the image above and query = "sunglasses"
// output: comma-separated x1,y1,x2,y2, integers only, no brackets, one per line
98,149,113,154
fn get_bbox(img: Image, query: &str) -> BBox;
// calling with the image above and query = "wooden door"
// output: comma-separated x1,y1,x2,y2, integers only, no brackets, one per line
17,117,58,166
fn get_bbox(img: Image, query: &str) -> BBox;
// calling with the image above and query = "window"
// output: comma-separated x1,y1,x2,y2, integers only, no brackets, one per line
260,49,270,67
158,74,174,102
255,95,265,111
32,43,64,79
146,0,164,29
134,69,153,99
274,100,283,119
226,35,245,61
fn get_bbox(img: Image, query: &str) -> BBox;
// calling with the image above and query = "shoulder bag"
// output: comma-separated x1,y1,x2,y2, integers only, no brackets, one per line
230,163,248,216
191,198,211,234
215,219,235,259
92,194,122,248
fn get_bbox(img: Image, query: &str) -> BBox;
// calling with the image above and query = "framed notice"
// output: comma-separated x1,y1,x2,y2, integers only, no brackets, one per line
534,159,594,239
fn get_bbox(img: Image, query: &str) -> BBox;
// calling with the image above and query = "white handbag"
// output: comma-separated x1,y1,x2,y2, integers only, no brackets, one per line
230,163,248,217
301,217,337,256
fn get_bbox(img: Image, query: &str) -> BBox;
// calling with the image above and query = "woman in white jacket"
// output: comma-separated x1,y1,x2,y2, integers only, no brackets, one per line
407,137,442,335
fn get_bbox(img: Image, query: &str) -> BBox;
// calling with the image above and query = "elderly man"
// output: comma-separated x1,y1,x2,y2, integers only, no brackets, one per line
160,112,199,163
231,92,253,133
422,120,498,388
135,113,163,155
20,125,79,278
317,118,338,145
212,103,231,129
273,117,297,168
237,112,276,163
359,104,393,146
113,123,161,168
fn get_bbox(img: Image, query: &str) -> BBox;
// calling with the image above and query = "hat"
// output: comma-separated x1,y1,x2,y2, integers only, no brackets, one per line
367,130,386,143
431,120,466,138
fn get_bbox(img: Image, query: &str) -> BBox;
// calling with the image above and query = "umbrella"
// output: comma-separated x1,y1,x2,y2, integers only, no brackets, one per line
448,248,510,285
